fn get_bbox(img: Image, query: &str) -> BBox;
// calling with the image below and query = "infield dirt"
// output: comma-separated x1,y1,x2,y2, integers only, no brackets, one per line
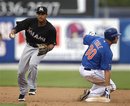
0,87,130,106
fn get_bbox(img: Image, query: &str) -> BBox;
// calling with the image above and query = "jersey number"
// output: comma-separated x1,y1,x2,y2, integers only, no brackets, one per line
86,45,97,60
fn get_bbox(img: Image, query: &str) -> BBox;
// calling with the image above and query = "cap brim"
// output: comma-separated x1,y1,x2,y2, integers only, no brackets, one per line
36,11,47,14
117,33,121,36
112,33,121,37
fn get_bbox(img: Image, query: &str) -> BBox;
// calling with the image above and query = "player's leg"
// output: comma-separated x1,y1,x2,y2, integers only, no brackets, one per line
80,65,116,90
18,45,34,101
110,79,116,92
79,65,104,84
79,65,97,100
27,50,45,94
85,76,116,101
87,70,116,92
88,84,105,97
79,65,116,101
79,65,106,102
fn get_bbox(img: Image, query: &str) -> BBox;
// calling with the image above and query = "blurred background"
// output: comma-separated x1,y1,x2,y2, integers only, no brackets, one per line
0,2,130,106
0,0,130,89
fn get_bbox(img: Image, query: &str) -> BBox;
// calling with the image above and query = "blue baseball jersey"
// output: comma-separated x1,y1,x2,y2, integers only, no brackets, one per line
81,35,113,70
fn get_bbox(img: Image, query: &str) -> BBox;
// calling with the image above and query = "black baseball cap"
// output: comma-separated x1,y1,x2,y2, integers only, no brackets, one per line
36,6,47,14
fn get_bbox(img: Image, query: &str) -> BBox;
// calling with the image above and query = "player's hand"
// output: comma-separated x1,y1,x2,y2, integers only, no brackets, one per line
37,44,48,56
104,86,111,99
9,29,16,39
89,31,96,36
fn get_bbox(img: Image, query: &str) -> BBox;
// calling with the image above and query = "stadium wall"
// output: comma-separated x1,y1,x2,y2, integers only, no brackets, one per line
0,17,130,64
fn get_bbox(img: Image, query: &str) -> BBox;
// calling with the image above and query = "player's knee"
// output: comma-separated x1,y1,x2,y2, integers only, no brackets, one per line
18,70,25,77
79,66,84,76
18,68,25,75
29,64,37,70
111,84,116,91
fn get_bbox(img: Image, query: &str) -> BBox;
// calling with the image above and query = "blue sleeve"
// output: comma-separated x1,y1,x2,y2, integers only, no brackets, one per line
83,35,100,45
100,49,113,70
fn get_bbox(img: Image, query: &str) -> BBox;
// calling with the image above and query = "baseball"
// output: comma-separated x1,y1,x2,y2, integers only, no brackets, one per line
10,34,15,38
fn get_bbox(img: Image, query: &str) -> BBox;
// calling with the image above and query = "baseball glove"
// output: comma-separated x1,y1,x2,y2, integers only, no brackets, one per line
37,44,48,56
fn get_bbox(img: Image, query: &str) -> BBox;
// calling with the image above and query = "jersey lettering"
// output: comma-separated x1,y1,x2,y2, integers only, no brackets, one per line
86,44,97,60
27,27,46,42
94,40,103,49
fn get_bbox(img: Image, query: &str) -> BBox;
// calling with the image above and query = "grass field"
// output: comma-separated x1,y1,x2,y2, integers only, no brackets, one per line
0,104,25,106
0,69,130,106
0,70,130,89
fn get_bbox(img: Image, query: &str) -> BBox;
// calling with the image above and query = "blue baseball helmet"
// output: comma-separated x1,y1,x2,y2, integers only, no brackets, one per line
104,28,121,41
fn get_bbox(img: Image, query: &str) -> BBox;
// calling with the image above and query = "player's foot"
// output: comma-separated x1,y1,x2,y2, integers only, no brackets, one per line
29,89,36,95
79,89,90,101
85,89,111,103
18,94,25,101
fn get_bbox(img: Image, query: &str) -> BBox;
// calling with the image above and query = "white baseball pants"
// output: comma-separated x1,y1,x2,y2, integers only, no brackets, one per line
79,65,116,97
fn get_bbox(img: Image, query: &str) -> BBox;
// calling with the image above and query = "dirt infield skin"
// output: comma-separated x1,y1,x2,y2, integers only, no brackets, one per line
0,87,130,106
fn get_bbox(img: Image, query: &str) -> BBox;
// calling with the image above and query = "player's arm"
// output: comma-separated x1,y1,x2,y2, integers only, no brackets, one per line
101,49,112,97
9,18,30,39
46,27,56,51
104,70,111,98
83,34,99,45
104,70,111,86
83,32,96,38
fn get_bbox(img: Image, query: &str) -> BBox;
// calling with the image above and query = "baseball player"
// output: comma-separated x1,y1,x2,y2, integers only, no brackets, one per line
79,28,120,102
9,6,57,101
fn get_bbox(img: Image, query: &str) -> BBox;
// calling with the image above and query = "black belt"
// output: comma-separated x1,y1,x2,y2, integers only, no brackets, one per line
84,67,91,71
28,43,38,48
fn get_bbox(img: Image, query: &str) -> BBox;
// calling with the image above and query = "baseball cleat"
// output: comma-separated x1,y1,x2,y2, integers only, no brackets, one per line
79,89,90,101
18,94,25,101
85,96,110,102
29,89,36,95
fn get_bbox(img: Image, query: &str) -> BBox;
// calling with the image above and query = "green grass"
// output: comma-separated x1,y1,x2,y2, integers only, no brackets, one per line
0,104,26,106
38,71,92,88
0,70,130,89
111,71,130,89
0,70,18,86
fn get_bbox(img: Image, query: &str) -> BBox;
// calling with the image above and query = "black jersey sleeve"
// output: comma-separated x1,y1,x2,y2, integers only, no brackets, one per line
47,27,57,45
13,18,30,33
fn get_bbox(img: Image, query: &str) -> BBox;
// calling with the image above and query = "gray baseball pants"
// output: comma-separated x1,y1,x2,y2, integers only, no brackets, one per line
18,44,45,95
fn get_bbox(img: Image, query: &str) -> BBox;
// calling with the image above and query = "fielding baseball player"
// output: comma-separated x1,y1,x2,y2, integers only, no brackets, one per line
9,6,57,101
79,28,120,102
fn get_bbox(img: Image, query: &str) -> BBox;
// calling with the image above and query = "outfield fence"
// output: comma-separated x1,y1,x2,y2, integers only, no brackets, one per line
0,64,129,71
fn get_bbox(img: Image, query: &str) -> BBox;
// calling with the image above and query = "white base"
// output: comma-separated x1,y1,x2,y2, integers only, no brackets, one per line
85,97,110,103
